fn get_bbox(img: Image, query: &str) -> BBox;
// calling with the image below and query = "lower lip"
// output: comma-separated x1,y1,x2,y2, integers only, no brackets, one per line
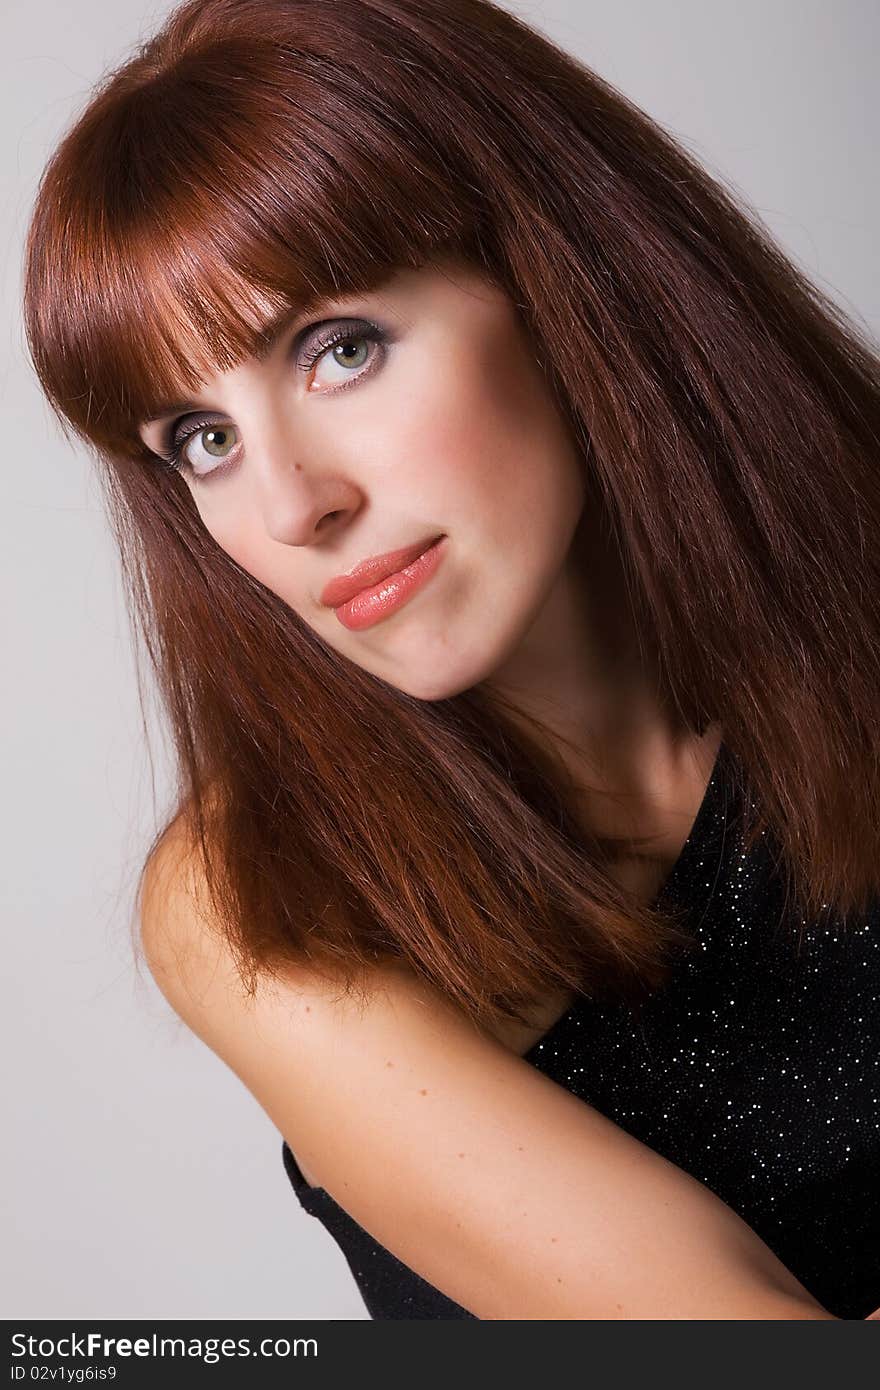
332,535,448,631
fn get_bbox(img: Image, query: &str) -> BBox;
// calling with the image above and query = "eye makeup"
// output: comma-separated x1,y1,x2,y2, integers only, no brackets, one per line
151,316,389,477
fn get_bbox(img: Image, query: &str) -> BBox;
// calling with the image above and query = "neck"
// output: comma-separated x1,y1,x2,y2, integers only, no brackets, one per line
481,492,720,851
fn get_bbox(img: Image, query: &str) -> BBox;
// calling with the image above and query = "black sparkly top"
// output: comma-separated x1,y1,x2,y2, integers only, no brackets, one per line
281,741,880,1319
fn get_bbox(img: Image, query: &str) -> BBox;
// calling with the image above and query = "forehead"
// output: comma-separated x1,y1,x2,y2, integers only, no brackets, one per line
138,297,312,431
136,257,493,442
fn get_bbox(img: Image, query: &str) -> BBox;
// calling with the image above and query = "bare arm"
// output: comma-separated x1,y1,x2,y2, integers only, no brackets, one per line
140,828,837,1320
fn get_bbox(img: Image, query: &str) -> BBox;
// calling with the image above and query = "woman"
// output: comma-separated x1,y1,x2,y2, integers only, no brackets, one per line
22,0,880,1319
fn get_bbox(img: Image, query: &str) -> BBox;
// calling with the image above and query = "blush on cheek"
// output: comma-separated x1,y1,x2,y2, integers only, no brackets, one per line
416,388,512,488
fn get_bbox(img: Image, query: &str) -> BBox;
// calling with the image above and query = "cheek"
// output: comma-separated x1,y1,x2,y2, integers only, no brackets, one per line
404,340,582,520
202,508,273,584
391,360,514,493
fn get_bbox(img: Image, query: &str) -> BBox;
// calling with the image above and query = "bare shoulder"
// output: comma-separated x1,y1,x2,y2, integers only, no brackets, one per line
138,809,337,1055
137,817,831,1320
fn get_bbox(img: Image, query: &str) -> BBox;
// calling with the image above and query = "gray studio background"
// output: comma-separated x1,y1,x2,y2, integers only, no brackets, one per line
4,1,878,1319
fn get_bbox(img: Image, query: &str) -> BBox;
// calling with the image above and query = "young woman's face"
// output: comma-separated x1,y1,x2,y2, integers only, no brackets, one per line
140,260,587,700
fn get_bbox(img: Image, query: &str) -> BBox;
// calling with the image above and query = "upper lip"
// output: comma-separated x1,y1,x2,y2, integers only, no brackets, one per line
320,534,444,608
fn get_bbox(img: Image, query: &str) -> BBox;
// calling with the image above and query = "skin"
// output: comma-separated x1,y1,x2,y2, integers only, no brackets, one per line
139,256,874,1316
140,256,721,874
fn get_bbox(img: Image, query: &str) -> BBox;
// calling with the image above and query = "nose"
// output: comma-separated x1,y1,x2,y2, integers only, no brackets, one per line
250,427,360,547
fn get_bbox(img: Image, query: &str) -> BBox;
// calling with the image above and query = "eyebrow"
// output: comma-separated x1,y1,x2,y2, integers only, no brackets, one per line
139,297,323,429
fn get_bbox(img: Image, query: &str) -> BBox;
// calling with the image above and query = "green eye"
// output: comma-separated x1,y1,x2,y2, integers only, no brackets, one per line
159,419,240,476
157,318,387,479
299,321,385,389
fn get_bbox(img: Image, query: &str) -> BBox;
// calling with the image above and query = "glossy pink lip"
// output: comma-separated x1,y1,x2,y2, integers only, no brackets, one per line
320,534,445,609
332,535,447,631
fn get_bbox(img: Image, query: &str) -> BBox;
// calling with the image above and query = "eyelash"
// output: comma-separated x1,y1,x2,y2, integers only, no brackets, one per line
154,319,386,476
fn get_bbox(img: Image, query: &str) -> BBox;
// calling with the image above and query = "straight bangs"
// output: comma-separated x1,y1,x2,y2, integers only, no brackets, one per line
25,34,483,462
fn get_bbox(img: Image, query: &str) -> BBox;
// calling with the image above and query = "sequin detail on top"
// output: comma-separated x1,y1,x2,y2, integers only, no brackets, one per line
281,741,880,1319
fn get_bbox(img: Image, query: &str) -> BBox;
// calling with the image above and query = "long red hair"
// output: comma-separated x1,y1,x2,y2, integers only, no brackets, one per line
22,0,880,1030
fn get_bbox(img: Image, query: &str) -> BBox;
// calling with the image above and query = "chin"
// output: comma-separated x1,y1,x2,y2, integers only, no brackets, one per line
387,668,468,703
391,634,514,703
